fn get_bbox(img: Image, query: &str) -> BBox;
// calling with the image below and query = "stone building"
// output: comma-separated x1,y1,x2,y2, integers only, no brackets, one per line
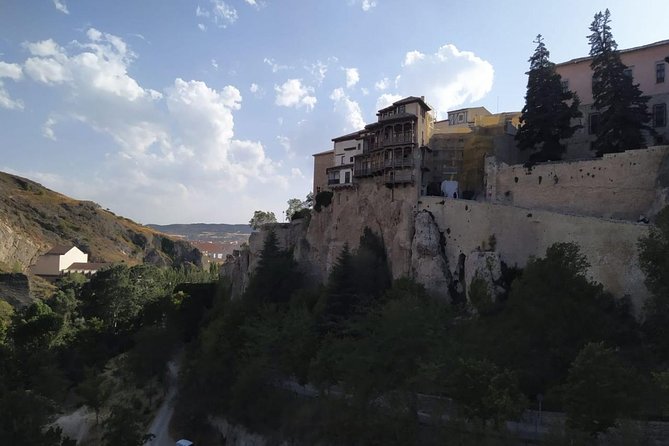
555,39,669,158
312,149,333,194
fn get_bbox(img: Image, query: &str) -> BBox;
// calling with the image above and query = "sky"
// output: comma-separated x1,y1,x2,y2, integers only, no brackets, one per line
0,1,667,224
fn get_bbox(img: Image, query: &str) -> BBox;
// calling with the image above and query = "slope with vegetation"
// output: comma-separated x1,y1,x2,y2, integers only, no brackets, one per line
0,171,202,273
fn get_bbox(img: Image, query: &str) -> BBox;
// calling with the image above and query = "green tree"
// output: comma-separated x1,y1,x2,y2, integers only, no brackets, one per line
244,230,302,305
516,34,582,162
0,300,13,344
249,210,277,230
448,357,525,428
563,342,637,436
77,368,111,425
103,404,145,446
0,389,67,445
638,206,669,362
589,9,652,156
286,198,304,221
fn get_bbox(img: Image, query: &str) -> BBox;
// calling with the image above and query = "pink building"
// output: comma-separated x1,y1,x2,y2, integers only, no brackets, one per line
555,39,669,158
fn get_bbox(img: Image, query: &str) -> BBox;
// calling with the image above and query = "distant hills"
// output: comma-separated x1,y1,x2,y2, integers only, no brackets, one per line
148,223,252,243
0,171,202,274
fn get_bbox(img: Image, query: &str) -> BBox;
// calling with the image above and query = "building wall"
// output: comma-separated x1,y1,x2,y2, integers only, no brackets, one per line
312,151,333,193
419,196,651,314
58,248,88,271
31,255,61,276
556,41,669,158
485,145,669,220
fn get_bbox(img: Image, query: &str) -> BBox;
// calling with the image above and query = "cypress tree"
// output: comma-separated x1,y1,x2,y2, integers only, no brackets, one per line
588,9,652,156
516,35,582,162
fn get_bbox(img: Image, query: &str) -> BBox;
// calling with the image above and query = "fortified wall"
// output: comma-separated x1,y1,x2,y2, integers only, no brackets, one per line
420,197,651,313
486,145,669,220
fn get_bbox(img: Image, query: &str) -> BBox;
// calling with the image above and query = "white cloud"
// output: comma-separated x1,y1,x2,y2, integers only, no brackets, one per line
345,67,359,88
380,44,494,116
198,23,207,31
277,135,295,158
306,60,328,84
376,93,402,111
403,50,425,66
42,117,57,140
250,83,259,93
374,77,390,91
8,30,296,224
23,30,161,101
211,58,219,70
264,57,291,73
244,0,264,9
274,79,316,110
52,0,69,14
330,87,365,131
0,81,23,110
0,62,22,80
361,0,377,11
361,87,369,95
196,0,238,28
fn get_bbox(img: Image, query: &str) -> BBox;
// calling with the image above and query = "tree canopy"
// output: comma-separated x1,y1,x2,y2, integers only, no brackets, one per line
249,210,277,230
588,9,652,155
516,35,582,162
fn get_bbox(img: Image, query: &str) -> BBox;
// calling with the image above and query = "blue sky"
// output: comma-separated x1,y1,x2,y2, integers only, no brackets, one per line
0,0,667,224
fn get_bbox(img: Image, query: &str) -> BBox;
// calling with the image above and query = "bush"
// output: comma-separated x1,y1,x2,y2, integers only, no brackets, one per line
314,191,333,212
291,208,311,221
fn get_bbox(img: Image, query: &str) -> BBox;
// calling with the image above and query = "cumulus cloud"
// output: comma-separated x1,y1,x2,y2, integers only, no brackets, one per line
380,44,494,116
353,0,377,11
330,87,365,131
10,30,295,223
374,77,390,91
196,0,238,28
274,79,316,110
345,67,359,88
23,31,162,101
52,0,69,14
0,61,24,110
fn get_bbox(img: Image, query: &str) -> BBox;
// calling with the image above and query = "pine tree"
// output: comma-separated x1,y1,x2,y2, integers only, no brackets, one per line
516,35,582,162
588,9,652,156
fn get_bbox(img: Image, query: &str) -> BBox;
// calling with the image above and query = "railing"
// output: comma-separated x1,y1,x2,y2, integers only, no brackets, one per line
327,179,340,185
384,159,414,169
385,171,414,184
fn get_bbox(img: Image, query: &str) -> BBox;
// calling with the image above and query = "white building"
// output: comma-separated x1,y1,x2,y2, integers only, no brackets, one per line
31,245,89,276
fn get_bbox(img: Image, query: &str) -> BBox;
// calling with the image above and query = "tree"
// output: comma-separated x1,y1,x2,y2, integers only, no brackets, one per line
249,210,277,230
516,35,582,162
103,404,145,446
589,9,652,156
77,368,111,425
638,206,669,361
563,342,637,435
448,357,525,428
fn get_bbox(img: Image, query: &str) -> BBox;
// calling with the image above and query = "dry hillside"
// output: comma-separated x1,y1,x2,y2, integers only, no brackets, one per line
0,171,202,272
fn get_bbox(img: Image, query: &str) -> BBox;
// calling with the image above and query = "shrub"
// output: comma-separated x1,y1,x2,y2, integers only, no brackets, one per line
314,191,333,212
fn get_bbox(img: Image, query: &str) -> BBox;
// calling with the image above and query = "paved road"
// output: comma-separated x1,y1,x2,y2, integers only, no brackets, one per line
145,360,179,446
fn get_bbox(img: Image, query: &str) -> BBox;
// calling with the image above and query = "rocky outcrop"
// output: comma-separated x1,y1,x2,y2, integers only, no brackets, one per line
0,273,33,308
0,218,43,271
464,251,504,304
410,211,451,300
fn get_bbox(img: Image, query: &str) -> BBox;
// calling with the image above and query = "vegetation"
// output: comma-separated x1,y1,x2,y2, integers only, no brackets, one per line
588,9,652,155
249,210,277,229
0,263,218,445
314,190,333,212
516,35,582,162
286,193,313,221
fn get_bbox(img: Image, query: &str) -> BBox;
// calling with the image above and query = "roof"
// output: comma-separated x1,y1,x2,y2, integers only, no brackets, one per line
365,112,418,129
65,262,108,271
556,39,669,67
312,149,334,157
46,245,76,255
332,130,363,143
377,96,431,113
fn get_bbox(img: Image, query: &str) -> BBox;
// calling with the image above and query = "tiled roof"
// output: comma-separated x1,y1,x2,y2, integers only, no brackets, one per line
46,245,75,255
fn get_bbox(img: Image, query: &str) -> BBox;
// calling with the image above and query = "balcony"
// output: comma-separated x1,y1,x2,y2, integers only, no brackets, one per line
384,158,414,169
385,170,414,185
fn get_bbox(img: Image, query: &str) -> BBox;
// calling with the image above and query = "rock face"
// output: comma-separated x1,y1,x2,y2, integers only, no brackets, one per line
410,211,451,300
0,273,33,308
464,251,504,304
0,218,42,271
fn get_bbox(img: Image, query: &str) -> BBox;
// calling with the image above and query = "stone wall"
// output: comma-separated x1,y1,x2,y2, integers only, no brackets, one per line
485,145,669,221
420,197,651,314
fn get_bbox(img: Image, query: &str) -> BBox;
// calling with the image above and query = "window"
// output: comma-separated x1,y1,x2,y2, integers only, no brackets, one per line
654,103,667,128
657,62,666,83
397,105,406,114
588,113,601,135
561,79,569,93
623,67,633,78
344,171,351,183
349,157,353,163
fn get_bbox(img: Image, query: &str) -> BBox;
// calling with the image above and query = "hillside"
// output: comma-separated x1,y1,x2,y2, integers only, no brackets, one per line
0,171,202,272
